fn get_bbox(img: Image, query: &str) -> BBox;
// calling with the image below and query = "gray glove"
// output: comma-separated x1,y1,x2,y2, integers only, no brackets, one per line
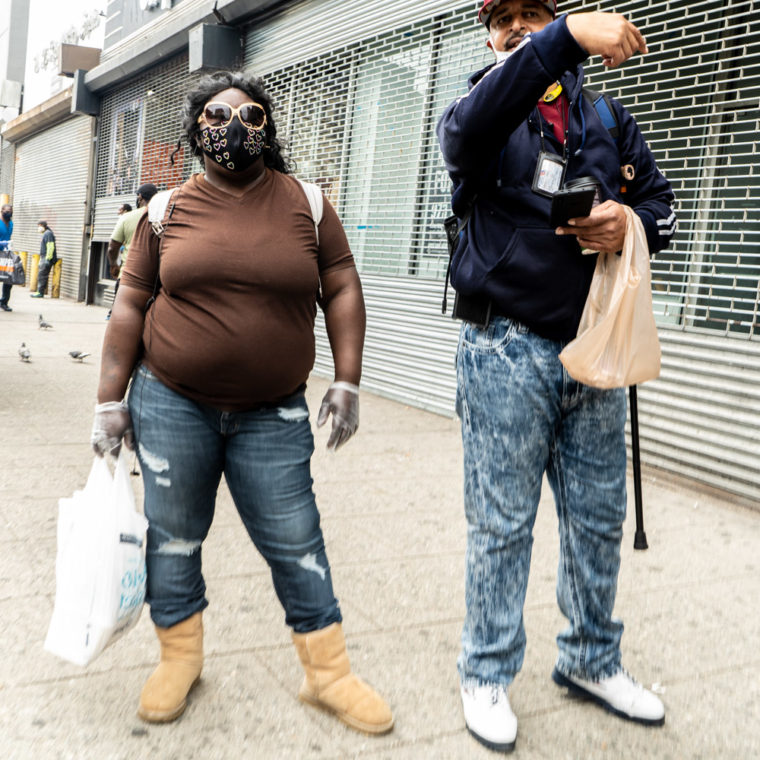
316,381,359,451
91,401,134,457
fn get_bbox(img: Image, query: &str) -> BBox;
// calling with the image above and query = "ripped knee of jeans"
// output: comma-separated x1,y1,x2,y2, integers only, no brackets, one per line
149,522,202,557
156,537,202,556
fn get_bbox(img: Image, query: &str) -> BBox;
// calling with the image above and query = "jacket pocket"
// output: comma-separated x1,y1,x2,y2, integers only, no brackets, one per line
450,205,516,294
491,227,578,284
486,227,592,330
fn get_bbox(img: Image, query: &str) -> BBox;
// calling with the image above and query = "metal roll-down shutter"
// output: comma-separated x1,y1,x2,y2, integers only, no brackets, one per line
240,0,760,500
12,114,94,300
245,2,491,414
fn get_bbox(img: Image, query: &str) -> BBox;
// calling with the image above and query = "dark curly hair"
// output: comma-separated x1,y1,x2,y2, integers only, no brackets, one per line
173,70,292,174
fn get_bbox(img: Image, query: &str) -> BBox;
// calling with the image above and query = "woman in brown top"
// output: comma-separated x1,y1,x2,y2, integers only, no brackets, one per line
90,71,393,735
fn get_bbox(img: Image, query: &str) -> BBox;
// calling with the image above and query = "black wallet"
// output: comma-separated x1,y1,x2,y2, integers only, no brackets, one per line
550,188,596,227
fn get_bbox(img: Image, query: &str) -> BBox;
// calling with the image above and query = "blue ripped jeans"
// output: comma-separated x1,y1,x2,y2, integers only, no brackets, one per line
456,318,627,686
128,365,342,632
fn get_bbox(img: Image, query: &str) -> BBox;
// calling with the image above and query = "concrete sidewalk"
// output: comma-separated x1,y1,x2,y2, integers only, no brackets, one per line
1,295,758,760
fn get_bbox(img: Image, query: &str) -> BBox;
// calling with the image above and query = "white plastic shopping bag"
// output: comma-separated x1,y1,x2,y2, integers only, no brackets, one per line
45,449,148,666
559,206,661,388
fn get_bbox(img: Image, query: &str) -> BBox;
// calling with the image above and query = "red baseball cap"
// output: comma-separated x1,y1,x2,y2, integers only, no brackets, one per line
478,1,557,27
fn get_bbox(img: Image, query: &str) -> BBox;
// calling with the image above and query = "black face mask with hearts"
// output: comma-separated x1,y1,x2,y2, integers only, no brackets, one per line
200,118,265,172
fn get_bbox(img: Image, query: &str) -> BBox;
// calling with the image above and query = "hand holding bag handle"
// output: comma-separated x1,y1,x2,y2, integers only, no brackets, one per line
45,449,147,666
11,253,25,285
0,250,13,283
559,206,661,389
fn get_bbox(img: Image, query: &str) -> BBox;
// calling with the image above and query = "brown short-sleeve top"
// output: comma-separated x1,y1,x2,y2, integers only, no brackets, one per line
121,170,355,410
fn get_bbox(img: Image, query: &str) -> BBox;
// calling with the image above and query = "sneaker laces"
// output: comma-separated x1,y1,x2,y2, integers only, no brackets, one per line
461,683,508,706
618,667,643,690
489,685,508,705
594,667,640,689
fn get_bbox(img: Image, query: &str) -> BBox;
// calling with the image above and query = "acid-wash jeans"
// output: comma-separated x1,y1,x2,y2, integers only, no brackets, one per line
128,365,342,632
456,317,627,687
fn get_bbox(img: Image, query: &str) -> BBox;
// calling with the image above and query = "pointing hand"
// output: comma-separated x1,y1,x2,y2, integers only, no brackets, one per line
566,12,647,68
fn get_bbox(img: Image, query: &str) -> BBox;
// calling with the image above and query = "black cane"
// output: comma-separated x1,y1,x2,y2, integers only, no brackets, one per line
629,385,648,550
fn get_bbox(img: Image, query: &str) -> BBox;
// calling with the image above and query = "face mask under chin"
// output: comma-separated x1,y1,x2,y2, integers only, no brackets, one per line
200,119,265,172
491,33,530,62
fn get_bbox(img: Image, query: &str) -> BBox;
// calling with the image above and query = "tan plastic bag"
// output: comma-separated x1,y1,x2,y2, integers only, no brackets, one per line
559,206,661,389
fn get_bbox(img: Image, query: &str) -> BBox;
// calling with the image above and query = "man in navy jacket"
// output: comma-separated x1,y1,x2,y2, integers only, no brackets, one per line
437,1,675,752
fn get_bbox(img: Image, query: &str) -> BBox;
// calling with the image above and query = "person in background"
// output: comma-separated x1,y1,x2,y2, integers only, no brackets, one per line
109,186,157,279
106,186,157,320
437,0,676,752
0,204,14,311
31,221,56,298
118,202,133,215
90,71,393,735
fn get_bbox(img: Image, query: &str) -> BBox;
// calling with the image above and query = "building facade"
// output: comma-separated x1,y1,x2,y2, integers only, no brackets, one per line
55,0,760,502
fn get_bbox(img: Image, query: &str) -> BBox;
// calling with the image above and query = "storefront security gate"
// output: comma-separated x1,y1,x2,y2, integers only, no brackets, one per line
242,0,760,502
11,115,94,301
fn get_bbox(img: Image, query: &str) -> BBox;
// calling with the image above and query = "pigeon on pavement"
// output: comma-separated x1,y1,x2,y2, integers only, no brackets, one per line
69,350,91,362
18,343,31,362
38,314,53,329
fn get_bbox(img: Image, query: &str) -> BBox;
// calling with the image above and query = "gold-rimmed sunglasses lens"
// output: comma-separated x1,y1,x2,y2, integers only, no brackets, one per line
203,103,232,126
201,102,267,129
239,103,266,129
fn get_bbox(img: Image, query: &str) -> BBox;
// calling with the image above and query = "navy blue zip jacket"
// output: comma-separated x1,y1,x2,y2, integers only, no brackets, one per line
437,15,676,341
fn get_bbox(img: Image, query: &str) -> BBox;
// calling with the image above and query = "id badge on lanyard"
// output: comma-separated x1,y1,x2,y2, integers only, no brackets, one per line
531,101,567,198
532,151,566,197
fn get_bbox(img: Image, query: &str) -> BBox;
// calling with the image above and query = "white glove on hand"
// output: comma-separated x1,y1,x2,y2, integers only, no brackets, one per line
91,401,134,457
316,381,359,451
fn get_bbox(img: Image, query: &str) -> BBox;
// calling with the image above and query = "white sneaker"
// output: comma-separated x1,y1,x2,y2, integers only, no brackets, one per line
460,683,517,753
552,667,665,726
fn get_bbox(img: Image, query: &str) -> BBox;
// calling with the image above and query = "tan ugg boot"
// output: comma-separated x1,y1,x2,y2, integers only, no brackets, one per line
138,611,203,723
292,622,394,735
